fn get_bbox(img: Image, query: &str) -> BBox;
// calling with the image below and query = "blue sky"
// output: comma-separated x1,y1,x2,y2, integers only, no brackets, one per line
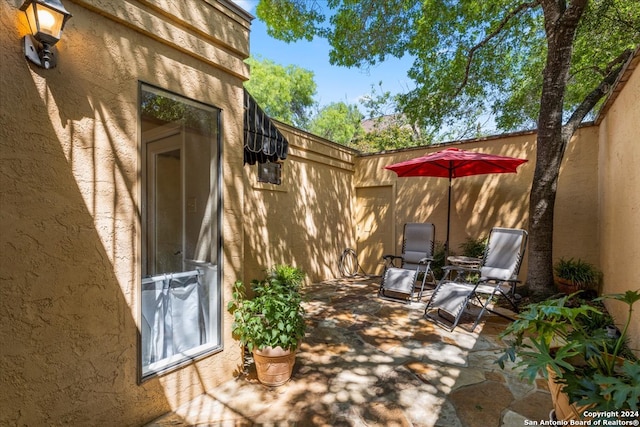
233,1,415,108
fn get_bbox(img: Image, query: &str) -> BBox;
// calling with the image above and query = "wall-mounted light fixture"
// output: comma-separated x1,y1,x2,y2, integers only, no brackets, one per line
20,0,72,69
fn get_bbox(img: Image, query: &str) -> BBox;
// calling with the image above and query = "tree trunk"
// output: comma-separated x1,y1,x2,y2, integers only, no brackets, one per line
525,1,587,298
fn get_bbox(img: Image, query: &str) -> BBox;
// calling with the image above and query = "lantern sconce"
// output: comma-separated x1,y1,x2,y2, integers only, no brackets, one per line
20,0,72,69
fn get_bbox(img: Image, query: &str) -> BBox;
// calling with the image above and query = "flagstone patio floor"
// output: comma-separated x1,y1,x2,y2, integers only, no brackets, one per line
147,276,553,426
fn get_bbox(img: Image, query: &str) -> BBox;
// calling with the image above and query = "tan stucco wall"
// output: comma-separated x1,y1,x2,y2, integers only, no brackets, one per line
0,0,250,424
243,122,358,283
597,61,640,355
553,126,601,267
354,128,600,280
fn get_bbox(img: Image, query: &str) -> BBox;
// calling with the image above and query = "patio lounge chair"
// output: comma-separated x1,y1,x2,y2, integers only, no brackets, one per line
378,222,436,303
424,227,528,331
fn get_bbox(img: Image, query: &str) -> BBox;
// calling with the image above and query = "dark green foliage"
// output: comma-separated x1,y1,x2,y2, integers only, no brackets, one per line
430,241,447,280
459,236,487,259
228,265,307,352
497,290,640,413
554,258,602,289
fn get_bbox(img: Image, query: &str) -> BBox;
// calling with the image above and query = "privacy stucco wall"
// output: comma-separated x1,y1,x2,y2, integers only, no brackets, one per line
0,0,250,424
597,57,640,355
243,122,358,283
353,128,600,280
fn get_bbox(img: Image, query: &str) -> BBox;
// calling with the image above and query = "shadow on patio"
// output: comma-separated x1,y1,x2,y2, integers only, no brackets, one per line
148,277,552,426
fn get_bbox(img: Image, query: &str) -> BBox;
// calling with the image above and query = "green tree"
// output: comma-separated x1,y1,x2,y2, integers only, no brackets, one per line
256,0,640,297
355,125,418,152
358,82,431,151
244,56,317,128
308,102,364,145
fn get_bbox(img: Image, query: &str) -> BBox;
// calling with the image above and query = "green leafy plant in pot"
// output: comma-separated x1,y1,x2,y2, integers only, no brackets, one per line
228,264,306,386
553,257,601,294
455,236,487,283
459,235,487,259
497,290,640,422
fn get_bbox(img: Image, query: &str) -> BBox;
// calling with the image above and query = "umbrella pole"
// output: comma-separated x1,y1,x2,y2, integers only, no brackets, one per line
446,175,452,262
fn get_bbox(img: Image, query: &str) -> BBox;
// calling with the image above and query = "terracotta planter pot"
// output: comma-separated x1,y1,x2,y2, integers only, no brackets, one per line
253,346,296,386
546,366,592,421
554,277,580,295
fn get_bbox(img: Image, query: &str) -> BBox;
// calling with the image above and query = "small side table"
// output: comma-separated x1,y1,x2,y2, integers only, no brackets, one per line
447,256,482,281
447,256,482,269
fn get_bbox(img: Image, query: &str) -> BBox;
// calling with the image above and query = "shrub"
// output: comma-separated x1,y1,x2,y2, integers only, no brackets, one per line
228,265,306,352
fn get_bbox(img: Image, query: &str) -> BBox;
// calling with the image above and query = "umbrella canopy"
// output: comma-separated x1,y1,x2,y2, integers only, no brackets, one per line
385,147,528,257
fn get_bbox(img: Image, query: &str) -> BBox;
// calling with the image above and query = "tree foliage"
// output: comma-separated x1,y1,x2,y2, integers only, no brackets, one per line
354,125,417,152
356,82,431,151
308,102,364,145
258,1,637,132
244,56,317,128
256,0,640,296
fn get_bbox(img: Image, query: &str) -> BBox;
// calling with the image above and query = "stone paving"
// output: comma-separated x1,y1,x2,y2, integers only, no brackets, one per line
148,277,552,426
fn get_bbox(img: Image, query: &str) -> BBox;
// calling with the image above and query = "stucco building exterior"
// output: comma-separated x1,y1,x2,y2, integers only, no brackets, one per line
1,0,251,424
1,0,638,424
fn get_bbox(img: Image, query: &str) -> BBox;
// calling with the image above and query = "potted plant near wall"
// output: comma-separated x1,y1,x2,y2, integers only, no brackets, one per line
228,264,306,386
553,257,601,294
497,290,640,422
459,236,487,259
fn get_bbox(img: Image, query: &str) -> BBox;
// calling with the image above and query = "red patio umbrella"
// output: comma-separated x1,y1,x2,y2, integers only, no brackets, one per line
385,147,528,257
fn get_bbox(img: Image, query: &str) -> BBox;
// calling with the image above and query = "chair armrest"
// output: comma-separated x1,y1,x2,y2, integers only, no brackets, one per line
418,257,434,264
382,255,404,269
479,277,520,283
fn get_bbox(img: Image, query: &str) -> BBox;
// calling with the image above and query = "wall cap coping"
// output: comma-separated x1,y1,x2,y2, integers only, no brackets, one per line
594,45,640,125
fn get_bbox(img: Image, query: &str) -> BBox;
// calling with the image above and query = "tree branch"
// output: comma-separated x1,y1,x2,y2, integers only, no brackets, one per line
454,0,541,97
604,48,634,75
569,66,605,81
570,50,633,81
563,48,633,138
